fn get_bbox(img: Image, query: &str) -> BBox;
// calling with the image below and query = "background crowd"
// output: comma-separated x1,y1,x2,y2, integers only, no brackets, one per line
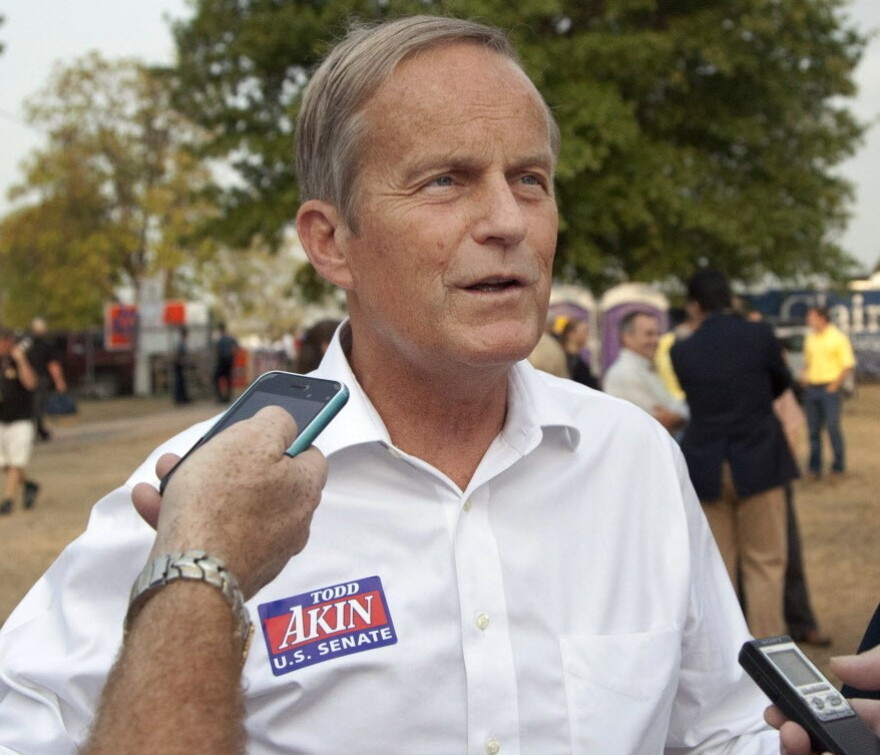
531,269,858,650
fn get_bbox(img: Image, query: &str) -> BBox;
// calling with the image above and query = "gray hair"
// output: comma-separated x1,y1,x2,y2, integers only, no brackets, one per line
619,309,657,338
295,15,560,232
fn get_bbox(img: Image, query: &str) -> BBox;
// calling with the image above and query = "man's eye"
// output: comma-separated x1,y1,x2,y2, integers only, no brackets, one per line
428,175,455,188
520,174,543,187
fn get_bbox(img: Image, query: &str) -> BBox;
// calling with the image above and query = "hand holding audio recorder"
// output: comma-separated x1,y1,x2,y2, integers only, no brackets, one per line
739,635,880,755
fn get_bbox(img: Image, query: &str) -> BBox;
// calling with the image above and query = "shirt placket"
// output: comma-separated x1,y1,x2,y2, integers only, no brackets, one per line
455,485,521,755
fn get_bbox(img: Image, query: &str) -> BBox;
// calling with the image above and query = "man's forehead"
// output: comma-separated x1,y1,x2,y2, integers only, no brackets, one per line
361,44,553,159
372,42,539,113
633,313,659,327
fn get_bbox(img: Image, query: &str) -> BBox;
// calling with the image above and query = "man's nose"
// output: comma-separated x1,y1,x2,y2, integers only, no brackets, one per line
471,176,528,248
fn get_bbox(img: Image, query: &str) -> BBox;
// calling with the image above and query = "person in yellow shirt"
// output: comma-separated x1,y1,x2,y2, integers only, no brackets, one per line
654,317,694,402
799,306,856,479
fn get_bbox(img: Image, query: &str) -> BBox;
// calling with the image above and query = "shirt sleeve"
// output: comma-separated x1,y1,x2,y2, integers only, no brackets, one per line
603,365,654,414
0,423,208,752
664,448,779,754
0,485,153,752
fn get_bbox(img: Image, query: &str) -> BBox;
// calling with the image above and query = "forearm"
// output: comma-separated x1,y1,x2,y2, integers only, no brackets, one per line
48,361,67,392
12,352,38,391
652,406,685,431
830,367,852,392
83,581,247,755
84,408,325,752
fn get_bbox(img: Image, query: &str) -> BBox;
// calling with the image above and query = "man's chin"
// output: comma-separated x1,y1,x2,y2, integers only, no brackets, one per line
457,331,542,368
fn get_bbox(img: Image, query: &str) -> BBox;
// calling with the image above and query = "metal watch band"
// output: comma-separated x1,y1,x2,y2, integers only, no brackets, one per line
125,550,253,662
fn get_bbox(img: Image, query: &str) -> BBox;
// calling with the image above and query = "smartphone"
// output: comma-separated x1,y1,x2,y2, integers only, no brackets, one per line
739,636,880,755
159,371,349,494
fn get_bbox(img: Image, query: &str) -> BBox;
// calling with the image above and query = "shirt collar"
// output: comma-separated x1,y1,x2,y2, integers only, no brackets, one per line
308,322,392,456
309,321,581,457
505,359,582,453
619,348,654,370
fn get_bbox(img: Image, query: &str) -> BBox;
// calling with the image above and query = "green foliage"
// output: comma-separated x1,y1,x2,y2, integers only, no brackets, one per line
0,188,115,328
168,0,866,292
0,54,216,329
197,238,321,339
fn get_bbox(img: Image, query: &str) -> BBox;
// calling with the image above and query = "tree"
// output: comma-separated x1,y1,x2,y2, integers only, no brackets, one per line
169,0,866,293
197,235,344,341
0,166,118,328
0,53,216,329
536,0,867,288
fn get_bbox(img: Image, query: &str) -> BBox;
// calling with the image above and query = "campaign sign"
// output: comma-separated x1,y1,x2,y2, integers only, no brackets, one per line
104,304,137,351
258,576,397,676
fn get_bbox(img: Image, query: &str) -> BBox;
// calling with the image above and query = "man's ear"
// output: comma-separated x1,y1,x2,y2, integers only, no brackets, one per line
296,200,355,290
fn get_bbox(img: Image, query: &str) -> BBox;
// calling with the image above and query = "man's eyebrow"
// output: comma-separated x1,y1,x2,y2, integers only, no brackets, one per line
508,152,555,173
399,153,482,183
401,151,555,184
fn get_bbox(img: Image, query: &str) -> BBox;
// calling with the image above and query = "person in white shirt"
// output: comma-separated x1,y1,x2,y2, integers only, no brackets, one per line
0,15,778,753
603,309,689,434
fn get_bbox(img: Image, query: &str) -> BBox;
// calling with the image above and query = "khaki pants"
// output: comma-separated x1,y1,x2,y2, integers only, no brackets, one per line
702,465,788,639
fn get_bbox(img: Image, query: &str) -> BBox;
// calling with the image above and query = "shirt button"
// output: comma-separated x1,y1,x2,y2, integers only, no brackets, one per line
485,739,501,755
475,612,490,631
463,499,472,513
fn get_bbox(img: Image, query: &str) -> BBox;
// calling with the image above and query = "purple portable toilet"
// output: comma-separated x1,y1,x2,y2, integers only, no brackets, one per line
548,284,597,373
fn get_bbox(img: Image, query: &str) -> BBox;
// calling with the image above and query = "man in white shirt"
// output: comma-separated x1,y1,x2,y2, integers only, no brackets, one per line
0,15,778,753
603,310,689,434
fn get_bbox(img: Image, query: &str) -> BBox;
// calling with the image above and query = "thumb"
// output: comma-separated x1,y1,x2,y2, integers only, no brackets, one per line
132,481,161,529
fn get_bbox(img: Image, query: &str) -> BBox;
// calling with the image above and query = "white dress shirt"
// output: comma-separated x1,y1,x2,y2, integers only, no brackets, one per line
0,330,774,754
603,348,690,421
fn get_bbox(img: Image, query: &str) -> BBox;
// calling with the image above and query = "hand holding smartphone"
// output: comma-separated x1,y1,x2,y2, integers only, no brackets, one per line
740,635,880,754
159,371,348,494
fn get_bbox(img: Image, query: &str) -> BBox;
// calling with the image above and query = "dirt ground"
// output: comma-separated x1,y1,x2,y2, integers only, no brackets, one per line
1,387,879,684
0,396,219,620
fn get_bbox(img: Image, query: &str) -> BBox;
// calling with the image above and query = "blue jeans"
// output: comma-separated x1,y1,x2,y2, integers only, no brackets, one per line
803,384,845,474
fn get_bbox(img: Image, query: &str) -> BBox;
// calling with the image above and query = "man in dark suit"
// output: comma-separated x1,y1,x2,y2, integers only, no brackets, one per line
671,269,797,639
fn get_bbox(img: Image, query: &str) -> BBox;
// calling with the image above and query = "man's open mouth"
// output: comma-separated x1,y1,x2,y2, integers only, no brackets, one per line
466,278,521,292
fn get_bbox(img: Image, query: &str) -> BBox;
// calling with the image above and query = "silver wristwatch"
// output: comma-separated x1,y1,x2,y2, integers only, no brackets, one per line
125,550,254,662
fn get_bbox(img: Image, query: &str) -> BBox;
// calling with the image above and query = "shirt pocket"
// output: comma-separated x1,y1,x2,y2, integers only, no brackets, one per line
559,630,681,754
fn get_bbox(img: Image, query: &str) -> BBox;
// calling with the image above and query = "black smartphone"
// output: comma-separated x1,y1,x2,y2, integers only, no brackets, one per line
159,371,349,494
739,635,880,755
